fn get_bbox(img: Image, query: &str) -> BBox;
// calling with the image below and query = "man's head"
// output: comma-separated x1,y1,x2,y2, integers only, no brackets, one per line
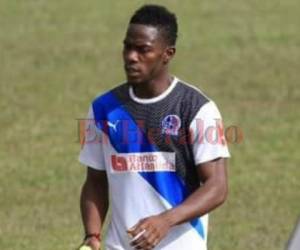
123,5,178,84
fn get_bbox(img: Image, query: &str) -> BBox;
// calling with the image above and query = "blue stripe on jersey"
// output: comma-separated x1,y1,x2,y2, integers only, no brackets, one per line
92,91,156,153
92,90,205,239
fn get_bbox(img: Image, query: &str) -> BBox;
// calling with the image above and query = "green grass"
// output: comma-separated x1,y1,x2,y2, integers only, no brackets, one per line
0,0,299,249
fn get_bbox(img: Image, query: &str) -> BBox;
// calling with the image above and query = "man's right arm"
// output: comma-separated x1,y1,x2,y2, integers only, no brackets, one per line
80,167,109,249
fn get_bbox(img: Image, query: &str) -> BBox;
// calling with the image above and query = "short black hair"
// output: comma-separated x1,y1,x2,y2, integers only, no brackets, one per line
129,5,178,46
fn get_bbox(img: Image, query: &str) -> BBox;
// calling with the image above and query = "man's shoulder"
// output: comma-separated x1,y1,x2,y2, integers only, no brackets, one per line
92,82,128,105
176,78,211,108
176,79,224,121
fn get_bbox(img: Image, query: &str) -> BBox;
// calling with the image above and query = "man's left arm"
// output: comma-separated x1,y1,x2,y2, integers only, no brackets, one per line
129,157,228,249
163,157,228,224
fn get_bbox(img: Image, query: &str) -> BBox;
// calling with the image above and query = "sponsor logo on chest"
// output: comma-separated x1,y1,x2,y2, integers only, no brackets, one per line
110,152,175,173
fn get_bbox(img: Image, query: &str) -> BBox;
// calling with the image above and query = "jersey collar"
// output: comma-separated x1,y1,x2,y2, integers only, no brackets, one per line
129,76,178,104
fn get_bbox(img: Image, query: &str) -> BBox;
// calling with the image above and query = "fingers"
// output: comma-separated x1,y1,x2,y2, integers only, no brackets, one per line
128,216,169,250
130,227,159,250
129,227,147,247
127,219,144,236
131,229,147,242
143,232,158,249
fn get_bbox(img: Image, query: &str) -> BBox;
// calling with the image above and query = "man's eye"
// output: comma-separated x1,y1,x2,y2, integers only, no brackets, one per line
139,47,151,53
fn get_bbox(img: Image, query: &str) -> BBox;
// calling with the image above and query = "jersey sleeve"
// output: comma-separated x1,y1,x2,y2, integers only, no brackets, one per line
78,105,106,170
189,101,230,165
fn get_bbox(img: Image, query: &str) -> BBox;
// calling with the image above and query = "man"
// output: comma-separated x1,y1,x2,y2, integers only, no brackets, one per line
79,4,230,250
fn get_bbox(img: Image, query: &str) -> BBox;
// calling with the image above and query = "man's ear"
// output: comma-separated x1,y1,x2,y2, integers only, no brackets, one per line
163,46,176,64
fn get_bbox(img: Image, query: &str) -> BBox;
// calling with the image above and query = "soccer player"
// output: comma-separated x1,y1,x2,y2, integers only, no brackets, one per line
79,4,230,250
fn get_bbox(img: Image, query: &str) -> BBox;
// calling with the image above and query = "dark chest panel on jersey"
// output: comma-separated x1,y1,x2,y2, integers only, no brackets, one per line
111,82,209,192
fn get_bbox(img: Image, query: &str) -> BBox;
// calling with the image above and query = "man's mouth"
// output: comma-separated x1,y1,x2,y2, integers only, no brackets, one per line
125,66,141,75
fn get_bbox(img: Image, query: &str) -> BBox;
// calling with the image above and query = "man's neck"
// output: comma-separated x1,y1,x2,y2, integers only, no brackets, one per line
132,73,173,99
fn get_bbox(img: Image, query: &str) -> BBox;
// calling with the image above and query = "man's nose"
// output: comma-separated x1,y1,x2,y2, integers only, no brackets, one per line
124,49,139,63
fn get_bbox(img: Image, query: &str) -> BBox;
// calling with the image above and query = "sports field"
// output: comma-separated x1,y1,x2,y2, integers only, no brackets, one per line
0,0,299,249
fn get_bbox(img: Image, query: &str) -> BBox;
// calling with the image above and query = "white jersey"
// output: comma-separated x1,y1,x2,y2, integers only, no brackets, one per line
79,77,230,250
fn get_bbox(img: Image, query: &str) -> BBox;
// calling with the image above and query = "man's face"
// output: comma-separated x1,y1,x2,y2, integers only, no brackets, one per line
123,24,170,84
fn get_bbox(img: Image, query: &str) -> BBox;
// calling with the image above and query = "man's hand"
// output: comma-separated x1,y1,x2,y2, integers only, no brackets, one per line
127,214,172,250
